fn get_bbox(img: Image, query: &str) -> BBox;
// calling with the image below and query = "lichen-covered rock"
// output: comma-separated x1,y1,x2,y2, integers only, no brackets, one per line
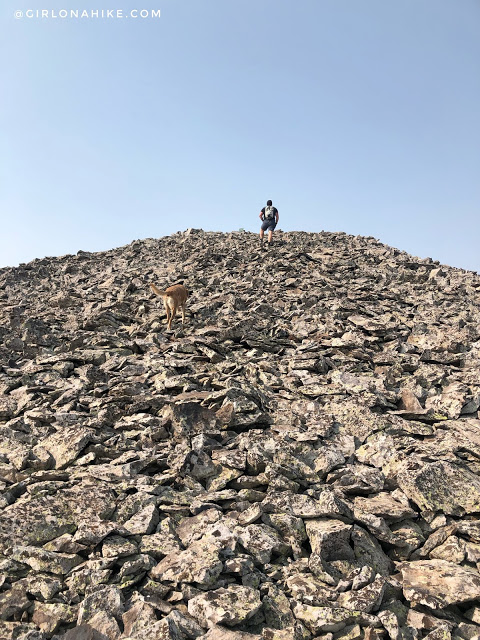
123,503,159,535
327,465,384,495
305,519,354,582
422,629,452,640
306,519,353,558
336,576,386,612
397,460,480,515
429,535,466,563
200,626,262,639
0,583,31,621
31,603,76,634
12,546,83,575
236,523,290,564
0,480,115,550
398,559,480,608
286,572,336,606
122,600,158,637
293,603,372,634
351,526,392,576
86,610,121,640
101,535,137,558
176,508,221,546
353,493,416,522
188,584,262,627
54,625,108,640
77,585,124,625
33,426,95,469
163,609,209,638
262,513,307,558
262,584,295,629
150,535,225,587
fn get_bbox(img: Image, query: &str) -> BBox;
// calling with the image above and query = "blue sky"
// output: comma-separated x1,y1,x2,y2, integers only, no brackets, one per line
1,0,479,270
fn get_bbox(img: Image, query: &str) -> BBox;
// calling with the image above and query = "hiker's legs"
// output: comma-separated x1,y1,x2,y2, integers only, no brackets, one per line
267,221,277,244
260,220,269,244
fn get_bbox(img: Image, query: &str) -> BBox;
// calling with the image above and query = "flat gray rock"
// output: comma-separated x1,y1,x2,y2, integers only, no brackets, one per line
188,584,262,627
398,559,480,608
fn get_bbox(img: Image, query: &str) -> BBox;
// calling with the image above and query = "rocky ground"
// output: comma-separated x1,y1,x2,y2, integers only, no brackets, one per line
1,229,480,640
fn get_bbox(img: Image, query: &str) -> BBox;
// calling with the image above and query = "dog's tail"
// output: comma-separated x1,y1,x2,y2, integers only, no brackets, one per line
150,283,167,297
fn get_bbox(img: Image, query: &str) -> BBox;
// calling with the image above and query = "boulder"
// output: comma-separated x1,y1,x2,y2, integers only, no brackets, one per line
188,585,262,627
398,559,480,608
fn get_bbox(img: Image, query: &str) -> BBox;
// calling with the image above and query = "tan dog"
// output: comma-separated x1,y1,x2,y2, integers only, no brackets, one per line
150,283,188,330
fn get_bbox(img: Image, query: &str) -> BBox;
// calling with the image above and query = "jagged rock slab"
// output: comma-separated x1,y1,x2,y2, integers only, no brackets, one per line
188,584,262,627
398,559,480,608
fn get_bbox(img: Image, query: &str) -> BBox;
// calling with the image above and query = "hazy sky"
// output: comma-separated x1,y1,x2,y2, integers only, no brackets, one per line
1,0,479,271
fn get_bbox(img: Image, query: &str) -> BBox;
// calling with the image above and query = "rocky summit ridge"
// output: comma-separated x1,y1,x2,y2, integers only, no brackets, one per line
1,229,480,640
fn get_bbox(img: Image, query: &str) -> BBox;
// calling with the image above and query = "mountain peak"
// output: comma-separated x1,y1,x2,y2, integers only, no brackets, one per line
1,230,480,637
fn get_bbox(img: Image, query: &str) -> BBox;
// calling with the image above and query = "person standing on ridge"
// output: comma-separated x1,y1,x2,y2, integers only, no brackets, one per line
259,200,279,248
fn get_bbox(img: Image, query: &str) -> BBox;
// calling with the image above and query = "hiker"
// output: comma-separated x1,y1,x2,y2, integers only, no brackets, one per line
259,200,279,247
